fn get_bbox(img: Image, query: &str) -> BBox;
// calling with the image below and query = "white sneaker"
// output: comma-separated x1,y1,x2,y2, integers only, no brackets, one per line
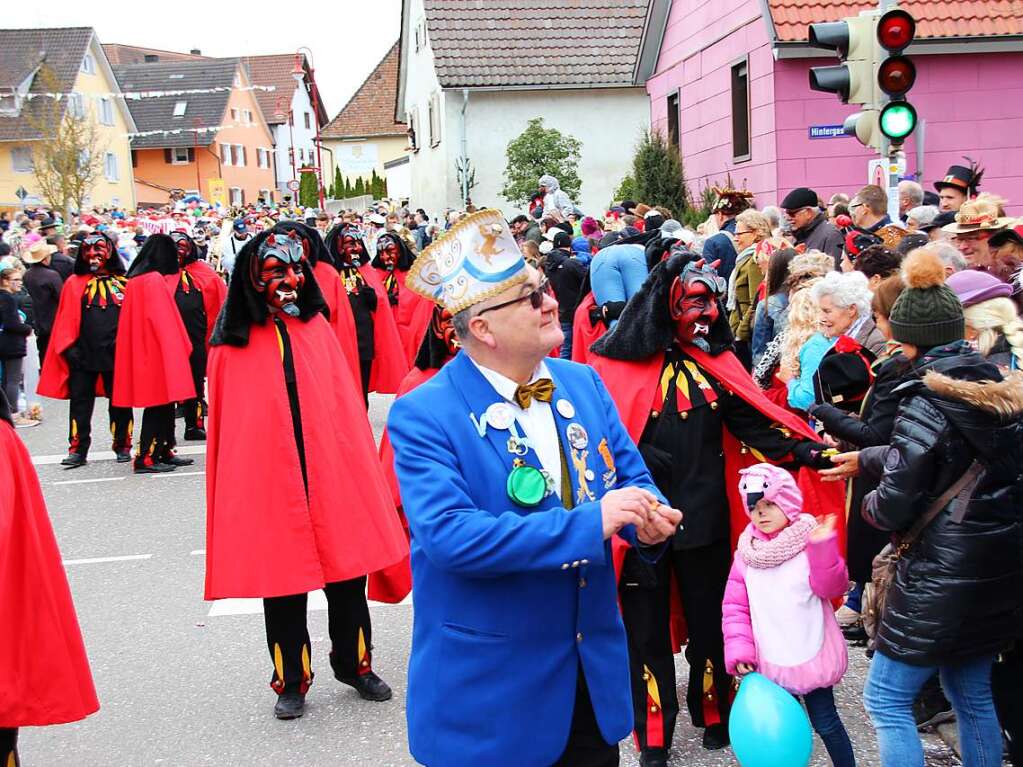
835,605,860,627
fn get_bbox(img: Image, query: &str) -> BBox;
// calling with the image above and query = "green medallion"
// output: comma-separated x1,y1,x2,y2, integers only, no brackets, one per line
507,465,547,507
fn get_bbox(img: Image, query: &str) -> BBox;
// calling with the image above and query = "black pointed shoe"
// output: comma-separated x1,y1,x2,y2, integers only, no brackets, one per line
183,428,206,441
61,453,87,469
115,450,132,463
337,671,392,702
160,454,194,467
702,724,730,750
134,460,176,474
639,748,669,767
274,692,305,720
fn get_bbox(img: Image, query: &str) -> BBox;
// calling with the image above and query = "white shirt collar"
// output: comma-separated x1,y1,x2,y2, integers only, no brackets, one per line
469,356,551,408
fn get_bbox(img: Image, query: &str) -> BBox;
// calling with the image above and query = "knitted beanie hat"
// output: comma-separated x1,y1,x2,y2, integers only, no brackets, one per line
889,248,964,347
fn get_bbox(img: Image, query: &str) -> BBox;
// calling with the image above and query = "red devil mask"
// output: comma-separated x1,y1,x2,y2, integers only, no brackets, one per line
376,234,400,270
338,233,365,266
252,232,306,316
431,306,459,356
82,234,112,274
170,231,194,267
668,259,725,351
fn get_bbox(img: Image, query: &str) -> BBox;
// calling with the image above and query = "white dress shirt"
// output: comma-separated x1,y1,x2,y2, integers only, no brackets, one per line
470,358,564,499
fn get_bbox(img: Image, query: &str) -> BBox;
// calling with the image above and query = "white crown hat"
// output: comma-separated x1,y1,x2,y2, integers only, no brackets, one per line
405,209,528,313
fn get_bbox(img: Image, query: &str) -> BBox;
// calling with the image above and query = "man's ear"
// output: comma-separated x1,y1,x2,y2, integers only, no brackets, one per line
467,314,496,349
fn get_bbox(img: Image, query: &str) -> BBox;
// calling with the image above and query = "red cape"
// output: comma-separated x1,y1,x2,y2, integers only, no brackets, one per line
368,364,444,604
358,265,409,394
313,260,361,384
38,275,105,400
0,421,98,726
204,313,408,599
112,272,196,408
183,261,227,346
372,266,435,366
571,292,603,364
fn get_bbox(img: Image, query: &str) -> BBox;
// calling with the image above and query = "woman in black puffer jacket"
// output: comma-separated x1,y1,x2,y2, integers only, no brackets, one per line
854,249,1023,767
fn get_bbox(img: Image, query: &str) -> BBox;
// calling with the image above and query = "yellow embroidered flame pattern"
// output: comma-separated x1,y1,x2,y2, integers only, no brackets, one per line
273,643,285,682
358,627,368,668
644,664,661,708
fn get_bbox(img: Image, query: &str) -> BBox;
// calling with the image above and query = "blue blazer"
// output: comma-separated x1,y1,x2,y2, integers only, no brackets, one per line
388,352,665,766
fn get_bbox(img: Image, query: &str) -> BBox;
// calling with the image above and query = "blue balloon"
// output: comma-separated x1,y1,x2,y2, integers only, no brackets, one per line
728,673,813,767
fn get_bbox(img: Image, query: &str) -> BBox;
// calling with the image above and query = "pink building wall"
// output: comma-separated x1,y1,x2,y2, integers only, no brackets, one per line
648,4,1023,215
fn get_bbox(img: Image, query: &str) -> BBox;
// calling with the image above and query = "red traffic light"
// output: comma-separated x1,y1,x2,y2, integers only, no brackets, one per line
877,9,916,51
877,54,917,97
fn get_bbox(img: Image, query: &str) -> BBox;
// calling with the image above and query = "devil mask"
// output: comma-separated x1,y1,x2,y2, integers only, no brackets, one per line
414,304,459,370
170,231,199,267
210,229,327,348
668,259,726,352
590,251,734,361
323,225,367,268
273,221,330,268
251,232,306,316
79,233,115,275
371,232,415,272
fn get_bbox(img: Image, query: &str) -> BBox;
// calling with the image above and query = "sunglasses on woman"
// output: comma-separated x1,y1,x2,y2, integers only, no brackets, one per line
476,278,550,316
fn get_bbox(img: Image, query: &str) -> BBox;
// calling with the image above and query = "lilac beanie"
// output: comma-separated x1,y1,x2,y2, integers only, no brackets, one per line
947,269,1013,308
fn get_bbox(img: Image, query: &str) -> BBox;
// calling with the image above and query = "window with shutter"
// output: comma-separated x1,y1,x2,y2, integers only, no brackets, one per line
221,143,232,166
731,59,751,162
11,147,33,172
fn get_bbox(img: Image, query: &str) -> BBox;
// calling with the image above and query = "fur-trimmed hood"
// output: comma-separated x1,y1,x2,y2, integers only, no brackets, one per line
923,369,1023,419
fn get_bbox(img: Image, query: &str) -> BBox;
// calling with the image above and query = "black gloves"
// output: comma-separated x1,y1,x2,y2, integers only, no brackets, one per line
792,440,834,469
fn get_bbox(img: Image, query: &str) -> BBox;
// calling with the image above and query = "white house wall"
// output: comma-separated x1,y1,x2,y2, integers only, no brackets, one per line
459,88,650,218
272,83,318,196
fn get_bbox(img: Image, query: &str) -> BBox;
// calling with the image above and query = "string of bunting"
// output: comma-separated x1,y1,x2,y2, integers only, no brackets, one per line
125,121,261,139
23,84,277,101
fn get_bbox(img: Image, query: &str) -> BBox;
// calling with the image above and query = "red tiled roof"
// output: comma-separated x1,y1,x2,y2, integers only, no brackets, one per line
768,0,1023,43
423,0,649,88
240,55,300,126
321,43,405,139
103,44,208,65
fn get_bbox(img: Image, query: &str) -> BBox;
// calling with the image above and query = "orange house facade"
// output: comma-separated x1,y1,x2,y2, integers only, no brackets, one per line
117,59,275,208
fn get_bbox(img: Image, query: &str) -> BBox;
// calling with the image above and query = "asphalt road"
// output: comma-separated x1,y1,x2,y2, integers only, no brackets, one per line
15,395,960,766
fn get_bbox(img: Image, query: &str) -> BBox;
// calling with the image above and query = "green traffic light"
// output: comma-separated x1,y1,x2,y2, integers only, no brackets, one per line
879,102,917,140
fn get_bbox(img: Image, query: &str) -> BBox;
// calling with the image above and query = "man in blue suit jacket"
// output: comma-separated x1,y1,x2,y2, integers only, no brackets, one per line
390,210,681,767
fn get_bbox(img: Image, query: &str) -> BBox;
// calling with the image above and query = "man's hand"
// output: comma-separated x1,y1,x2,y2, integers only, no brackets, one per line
600,488,650,540
819,451,860,482
636,503,682,545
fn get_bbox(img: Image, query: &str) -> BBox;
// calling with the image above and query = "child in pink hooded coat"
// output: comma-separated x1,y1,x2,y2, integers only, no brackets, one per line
722,463,855,766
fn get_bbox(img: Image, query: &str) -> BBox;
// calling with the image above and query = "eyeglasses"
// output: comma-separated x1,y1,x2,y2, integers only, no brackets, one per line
734,228,755,236
476,278,550,316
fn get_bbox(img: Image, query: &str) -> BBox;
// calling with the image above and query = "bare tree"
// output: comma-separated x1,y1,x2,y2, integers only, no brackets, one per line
24,65,107,219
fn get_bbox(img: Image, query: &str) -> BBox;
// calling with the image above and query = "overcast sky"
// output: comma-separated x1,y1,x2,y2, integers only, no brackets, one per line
25,0,403,117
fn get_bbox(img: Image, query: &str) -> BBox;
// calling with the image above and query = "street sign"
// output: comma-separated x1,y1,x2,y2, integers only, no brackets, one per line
287,179,300,192
808,125,849,139
14,186,28,200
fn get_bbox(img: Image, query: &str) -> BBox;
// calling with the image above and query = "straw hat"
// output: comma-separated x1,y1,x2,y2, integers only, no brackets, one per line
22,237,57,264
942,199,1011,235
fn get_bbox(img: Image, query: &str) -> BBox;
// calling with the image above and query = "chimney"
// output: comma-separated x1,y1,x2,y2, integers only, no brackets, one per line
144,54,159,63
190,48,202,55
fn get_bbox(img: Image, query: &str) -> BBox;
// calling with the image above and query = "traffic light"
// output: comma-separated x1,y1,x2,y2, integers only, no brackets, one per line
876,9,918,145
808,14,877,105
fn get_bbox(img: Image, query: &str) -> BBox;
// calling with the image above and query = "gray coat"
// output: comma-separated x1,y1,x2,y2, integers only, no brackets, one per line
794,213,844,266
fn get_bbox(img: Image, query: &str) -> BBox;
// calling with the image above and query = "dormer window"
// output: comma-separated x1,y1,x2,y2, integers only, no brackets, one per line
81,53,95,74
173,101,187,117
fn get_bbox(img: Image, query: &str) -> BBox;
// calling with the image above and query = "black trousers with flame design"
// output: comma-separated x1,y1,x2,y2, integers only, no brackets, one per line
263,576,373,696
0,729,17,767
181,350,207,434
67,367,132,457
136,404,176,465
619,539,734,751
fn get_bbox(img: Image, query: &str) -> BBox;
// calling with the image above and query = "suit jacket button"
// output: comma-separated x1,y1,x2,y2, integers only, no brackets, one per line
580,559,589,565
572,560,580,567
561,563,569,570
576,632,583,643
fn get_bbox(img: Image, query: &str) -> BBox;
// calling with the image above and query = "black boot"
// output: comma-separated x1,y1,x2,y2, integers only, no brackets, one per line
702,723,729,750
336,670,392,701
160,452,194,467
274,691,305,720
61,453,87,469
115,450,132,463
639,747,669,766
183,427,207,441
133,456,176,474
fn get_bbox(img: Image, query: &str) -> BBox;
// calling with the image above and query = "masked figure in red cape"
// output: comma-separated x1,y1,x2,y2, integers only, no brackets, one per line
274,221,360,383
113,234,196,473
0,391,99,767
170,231,226,441
370,304,458,604
323,225,407,400
371,231,433,366
205,229,408,722
38,232,134,468
589,252,841,764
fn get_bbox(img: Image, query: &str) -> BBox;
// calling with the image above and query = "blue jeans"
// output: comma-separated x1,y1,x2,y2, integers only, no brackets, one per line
560,322,573,359
803,687,856,767
589,244,648,329
864,651,1001,766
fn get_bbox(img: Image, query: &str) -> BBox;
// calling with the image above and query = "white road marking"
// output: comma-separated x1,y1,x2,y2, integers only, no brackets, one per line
208,591,410,617
190,549,205,556
53,476,126,486
32,444,207,466
64,554,153,566
149,470,204,478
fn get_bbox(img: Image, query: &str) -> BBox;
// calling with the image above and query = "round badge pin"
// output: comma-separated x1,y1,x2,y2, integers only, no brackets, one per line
566,423,589,451
486,402,515,431
507,465,547,507
584,469,595,482
556,399,575,419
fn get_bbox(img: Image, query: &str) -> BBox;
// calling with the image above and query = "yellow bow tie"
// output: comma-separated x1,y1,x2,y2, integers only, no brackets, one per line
514,378,555,409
